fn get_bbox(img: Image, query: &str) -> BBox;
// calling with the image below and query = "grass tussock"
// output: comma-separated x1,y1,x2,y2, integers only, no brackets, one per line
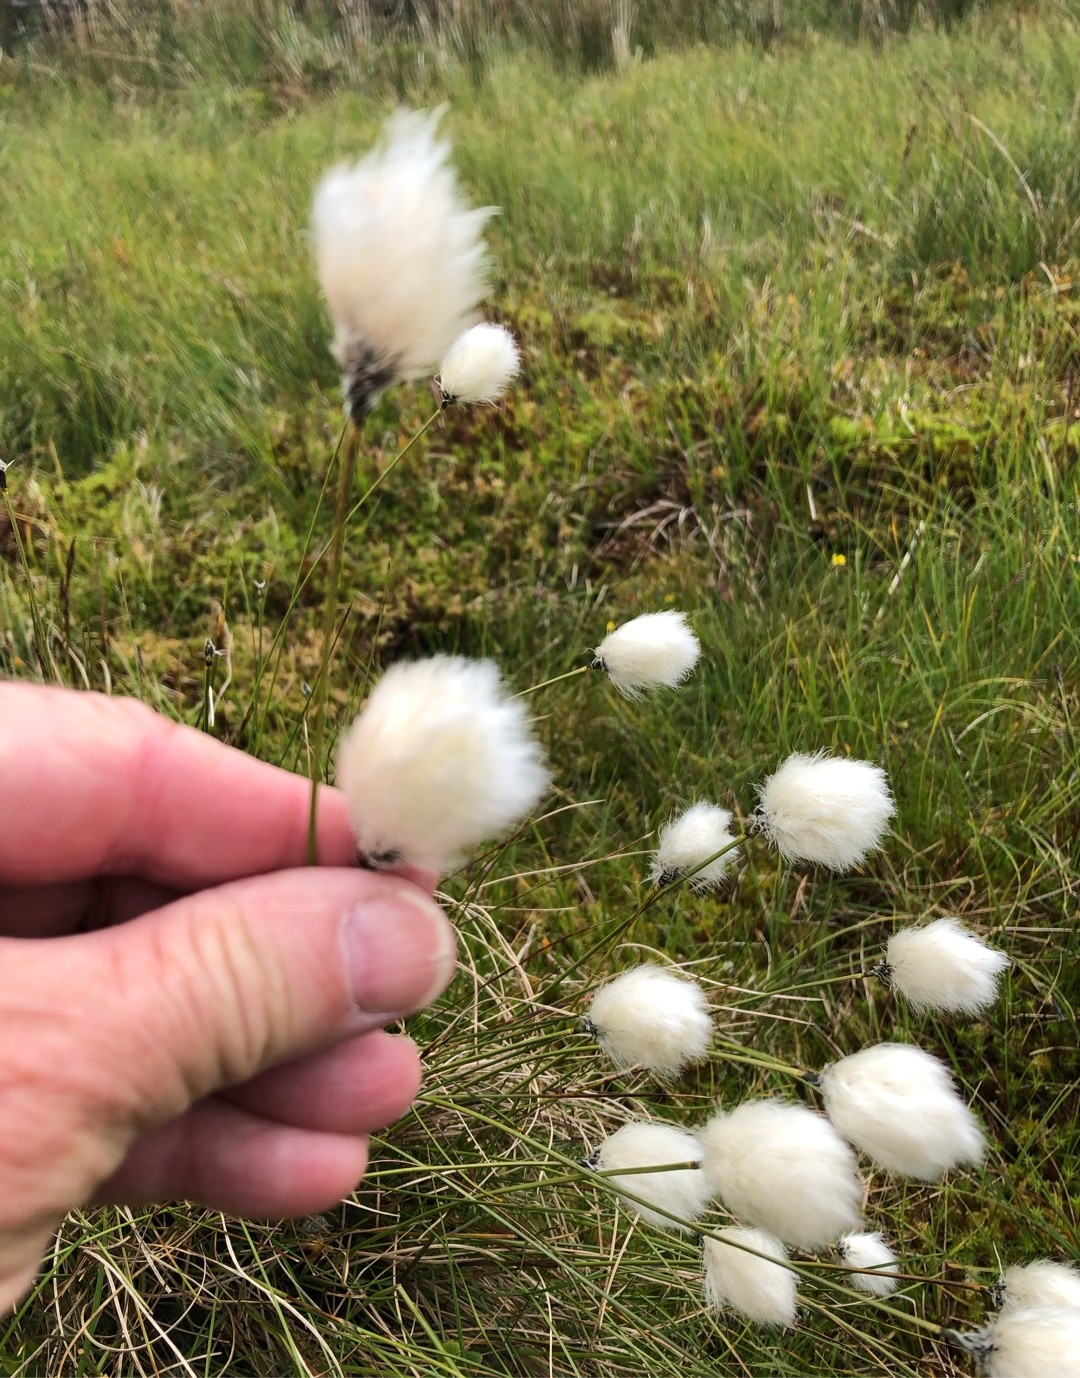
2,2,1079,1375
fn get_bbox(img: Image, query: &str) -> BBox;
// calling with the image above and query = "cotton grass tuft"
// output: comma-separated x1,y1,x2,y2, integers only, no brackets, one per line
591,610,701,698
876,917,1010,1016
700,1099,864,1250
702,1228,798,1327
818,1043,984,1181
312,108,493,420
836,1231,900,1296
584,966,712,1078
995,1260,1080,1314
650,802,739,890
585,1122,710,1232
337,655,549,874
754,752,894,871
948,1307,1080,1378
439,322,520,405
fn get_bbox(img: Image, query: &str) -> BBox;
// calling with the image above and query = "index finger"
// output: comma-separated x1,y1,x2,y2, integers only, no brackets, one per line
0,682,364,889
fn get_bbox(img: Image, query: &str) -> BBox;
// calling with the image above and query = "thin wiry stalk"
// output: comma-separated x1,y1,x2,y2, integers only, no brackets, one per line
307,421,359,865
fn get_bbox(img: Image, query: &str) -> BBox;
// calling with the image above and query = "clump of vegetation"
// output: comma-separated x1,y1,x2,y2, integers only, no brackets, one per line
1,2,1078,1375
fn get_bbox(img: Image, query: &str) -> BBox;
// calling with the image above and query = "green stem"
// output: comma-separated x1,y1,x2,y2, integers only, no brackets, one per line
306,424,359,865
517,664,590,697
244,417,347,755
339,408,441,530
709,1034,810,1082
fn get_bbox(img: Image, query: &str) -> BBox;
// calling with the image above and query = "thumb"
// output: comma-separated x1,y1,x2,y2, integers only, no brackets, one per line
0,869,454,1233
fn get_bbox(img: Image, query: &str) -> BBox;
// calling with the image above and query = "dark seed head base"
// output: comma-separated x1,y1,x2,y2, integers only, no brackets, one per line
340,339,400,423
356,846,404,871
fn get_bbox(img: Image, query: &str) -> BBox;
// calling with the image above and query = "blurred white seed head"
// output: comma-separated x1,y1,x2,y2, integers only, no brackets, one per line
439,322,520,405
949,1307,1080,1378
312,108,493,420
585,966,712,1079
651,802,740,891
996,1261,1080,1315
754,752,894,871
585,1122,709,1232
591,610,701,698
700,1100,864,1250
877,917,1010,1016
818,1043,984,1181
703,1228,798,1328
337,655,549,874
836,1231,900,1296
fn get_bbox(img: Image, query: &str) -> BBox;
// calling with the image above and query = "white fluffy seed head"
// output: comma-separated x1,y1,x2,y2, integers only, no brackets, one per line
818,1043,985,1181
985,1306,1080,1378
587,1122,709,1232
997,1261,1080,1315
881,917,1010,1016
312,108,493,419
337,656,550,874
836,1231,900,1296
586,966,712,1079
703,1228,798,1327
591,611,701,698
700,1100,864,1250
439,322,520,404
754,752,894,871
651,802,740,891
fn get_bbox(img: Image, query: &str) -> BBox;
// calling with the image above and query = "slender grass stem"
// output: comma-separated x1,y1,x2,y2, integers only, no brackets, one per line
306,422,358,865
517,664,590,696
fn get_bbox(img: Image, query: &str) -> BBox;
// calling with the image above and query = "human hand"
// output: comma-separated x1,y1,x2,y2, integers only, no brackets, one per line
0,682,456,1314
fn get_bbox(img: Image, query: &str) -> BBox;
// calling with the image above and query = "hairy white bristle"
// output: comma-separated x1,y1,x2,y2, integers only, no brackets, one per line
586,966,712,1079
312,108,493,419
650,802,740,891
970,1306,1080,1378
818,1043,984,1181
700,1099,864,1250
703,1228,798,1327
997,1261,1080,1315
755,752,894,871
588,1122,709,1232
591,611,701,698
882,917,1010,1016
439,322,520,404
337,655,549,874
837,1231,900,1296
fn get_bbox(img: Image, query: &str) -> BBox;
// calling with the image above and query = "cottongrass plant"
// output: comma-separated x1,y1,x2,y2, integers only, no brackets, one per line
591,610,701,697
649,801,740,889
313,108,493,420
306,108,510,862
583,1122,711,1232
816,1043,985,1180
994,1260,1080,1313
700,1099,865,1250
583,965,713,1078
337,654,549,872
754,751,894,870
702,1228,799,1327
945,1306,1080,1377
875,917,1010,1016
438,322,521,405
296,113,1042,1376
836,1231,901,1296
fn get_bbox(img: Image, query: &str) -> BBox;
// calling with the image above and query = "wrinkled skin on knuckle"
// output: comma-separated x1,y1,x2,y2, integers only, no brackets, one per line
104,898,286,1119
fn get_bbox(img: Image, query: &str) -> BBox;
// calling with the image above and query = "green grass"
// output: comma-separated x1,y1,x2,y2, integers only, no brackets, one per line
2,2,1079,1374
